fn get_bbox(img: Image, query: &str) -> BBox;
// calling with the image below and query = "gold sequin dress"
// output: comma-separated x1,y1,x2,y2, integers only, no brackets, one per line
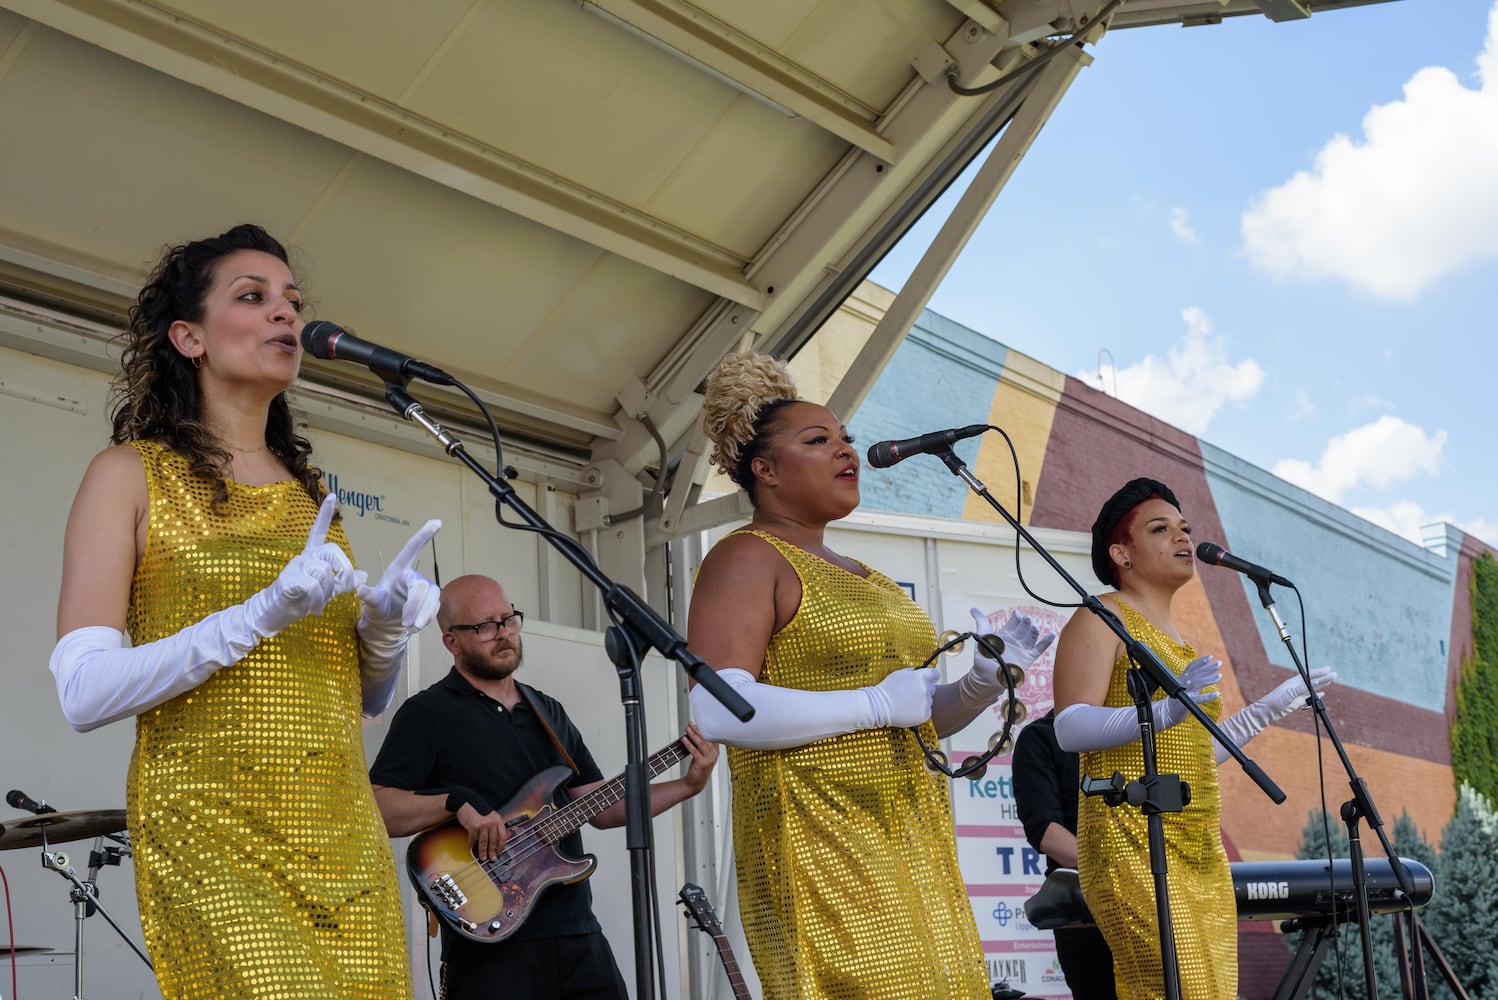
725,530,990,1000
124,442,412,999
1076,601,1236,1000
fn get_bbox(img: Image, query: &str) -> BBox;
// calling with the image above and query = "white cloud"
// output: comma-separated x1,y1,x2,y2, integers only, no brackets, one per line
1464,517,1498,549
1351,499,1498,550
1272,415,1446,504
1240,2,1498,300
1078,307,1263,435
1349,394,1394,415
1169,206,1199,244
1291,390,1317,422
1350,500,1437,544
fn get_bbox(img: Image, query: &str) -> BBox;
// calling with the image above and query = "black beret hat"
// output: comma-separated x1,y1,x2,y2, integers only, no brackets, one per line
1090,478,1181,587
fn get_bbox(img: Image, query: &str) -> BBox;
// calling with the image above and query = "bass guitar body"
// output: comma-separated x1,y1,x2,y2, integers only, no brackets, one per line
407,764,596,943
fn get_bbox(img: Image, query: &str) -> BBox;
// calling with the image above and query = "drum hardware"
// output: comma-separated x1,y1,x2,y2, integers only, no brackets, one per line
4,802,152,1000
0,811,127,852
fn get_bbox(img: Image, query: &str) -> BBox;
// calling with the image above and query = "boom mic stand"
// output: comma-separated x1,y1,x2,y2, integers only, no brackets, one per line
1247,580,1467,1000
926,444,1285,1000
379,380,754,1000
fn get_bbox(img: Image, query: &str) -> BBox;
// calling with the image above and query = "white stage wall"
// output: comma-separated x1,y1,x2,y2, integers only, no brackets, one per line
2,341,1089,999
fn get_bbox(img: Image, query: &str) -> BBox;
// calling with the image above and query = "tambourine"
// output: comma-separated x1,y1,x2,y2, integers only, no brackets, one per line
910,629,1027,781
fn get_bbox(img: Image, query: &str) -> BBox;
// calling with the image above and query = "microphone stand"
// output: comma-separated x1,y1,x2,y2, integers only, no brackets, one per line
380,381,754,1000
1248,581,1466,1000
927,446,1285,1000
39,834,153,1000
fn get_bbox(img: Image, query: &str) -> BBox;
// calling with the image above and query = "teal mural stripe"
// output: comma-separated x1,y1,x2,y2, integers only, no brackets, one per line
852,307,1007,519
1200,442,1458,713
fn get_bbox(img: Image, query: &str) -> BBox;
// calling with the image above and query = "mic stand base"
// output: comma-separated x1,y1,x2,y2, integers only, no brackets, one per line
1393,909,1469,1000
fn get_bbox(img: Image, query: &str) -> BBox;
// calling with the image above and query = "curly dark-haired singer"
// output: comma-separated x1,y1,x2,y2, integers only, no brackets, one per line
50,224,439,999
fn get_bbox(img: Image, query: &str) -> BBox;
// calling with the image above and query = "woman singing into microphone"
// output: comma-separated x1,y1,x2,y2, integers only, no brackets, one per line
50,224,439,999
1052,478,1331,999
686,351,1054,1000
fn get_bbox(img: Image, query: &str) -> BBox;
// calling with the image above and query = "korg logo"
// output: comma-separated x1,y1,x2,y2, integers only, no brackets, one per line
1244,880,1290,900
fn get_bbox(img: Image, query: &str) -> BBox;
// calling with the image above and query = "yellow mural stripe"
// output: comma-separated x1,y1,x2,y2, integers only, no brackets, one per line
962,350,1065,526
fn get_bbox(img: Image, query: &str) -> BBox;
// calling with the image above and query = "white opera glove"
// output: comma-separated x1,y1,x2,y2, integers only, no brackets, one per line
355,518,442,717
245,494,366,636
932,608,1057,737
50,496,364,732
1212,667,1335,764
690,666,938,751
1054,654,1222,753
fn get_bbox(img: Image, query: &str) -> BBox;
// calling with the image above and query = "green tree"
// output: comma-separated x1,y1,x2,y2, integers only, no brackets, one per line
1423,786,1498,999
1287,809,1441,997
1391,810,1438,871
1451,551,1498,803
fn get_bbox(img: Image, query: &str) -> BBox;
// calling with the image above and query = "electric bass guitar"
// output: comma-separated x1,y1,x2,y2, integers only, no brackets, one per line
407,739,688,942
680,882,752,1000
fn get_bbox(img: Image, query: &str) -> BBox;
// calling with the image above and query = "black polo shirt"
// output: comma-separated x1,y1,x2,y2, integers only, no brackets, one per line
1012,709,1080,875
369,667,607,951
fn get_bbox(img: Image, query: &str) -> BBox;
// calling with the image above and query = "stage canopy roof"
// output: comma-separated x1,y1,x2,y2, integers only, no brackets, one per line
0,0,1394,533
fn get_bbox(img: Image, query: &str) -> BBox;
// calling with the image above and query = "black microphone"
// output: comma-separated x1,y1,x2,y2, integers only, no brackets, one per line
7,789,56,815
300,320,454,386
866,423,989,469
1195,541,1294,588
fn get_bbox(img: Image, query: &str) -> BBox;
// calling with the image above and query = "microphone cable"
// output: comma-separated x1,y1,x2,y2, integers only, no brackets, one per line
2,861,16,1000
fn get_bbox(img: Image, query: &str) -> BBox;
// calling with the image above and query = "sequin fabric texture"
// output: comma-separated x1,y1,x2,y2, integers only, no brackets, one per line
123,442,412,999
724,530,990,1000
1075,602,1237,1000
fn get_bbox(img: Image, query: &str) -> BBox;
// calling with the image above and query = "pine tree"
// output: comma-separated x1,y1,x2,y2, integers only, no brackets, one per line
1287,809,1437,996
1385,811,1456,1000
1392,810,1438,871
1423,786,1498,999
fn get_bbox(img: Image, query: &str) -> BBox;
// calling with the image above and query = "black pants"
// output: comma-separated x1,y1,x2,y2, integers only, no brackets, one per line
1054,924,1118,1000
440,931,629,1000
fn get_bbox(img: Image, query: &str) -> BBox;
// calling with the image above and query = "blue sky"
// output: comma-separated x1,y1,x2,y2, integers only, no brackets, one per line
871,0,1497,550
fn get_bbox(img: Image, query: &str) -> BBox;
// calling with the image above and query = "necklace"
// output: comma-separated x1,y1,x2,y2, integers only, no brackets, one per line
225,443,269,454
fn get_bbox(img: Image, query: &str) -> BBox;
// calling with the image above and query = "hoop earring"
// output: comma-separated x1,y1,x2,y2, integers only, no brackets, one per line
191,353,204,369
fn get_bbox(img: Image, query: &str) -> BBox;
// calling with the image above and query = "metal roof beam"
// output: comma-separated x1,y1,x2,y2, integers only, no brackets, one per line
6,0,766,308
828,45,1090,422
593,12,1019,473
1109,0,1390,28
579,0,896,162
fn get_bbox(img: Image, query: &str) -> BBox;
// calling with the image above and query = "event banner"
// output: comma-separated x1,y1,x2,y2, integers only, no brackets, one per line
945,599,1076,999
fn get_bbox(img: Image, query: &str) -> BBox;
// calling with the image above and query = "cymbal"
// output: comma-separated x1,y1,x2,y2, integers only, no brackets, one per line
0,810,127,850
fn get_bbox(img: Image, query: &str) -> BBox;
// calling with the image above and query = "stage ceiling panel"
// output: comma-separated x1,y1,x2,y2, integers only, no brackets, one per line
0,0,1398,478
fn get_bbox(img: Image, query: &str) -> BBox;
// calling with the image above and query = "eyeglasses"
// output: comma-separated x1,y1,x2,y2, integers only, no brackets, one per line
446,610,524,640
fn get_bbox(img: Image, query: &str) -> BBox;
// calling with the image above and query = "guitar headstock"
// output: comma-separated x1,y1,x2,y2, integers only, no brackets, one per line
679,882,725,937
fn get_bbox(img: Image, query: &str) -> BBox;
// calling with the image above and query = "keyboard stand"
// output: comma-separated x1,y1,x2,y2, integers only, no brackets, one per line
1273,916,1339,1000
